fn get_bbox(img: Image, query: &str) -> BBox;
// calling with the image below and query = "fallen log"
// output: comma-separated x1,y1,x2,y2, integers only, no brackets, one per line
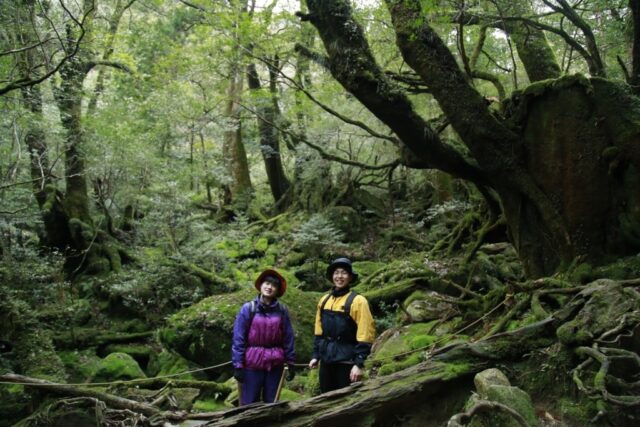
187,317,560,426
0,373,168,419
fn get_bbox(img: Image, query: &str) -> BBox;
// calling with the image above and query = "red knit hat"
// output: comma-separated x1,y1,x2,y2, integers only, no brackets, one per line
254,269,287,297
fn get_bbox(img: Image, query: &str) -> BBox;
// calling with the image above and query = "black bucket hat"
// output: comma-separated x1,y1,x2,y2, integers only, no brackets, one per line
326,257,359,283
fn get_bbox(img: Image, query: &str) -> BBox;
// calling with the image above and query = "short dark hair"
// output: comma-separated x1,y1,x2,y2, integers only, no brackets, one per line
262,275,281,287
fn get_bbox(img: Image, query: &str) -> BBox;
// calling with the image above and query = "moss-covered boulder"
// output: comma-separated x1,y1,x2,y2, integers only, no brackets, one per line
556,279,640,346
58,349,103,383
484,385,538,427
91,352,146,382
371,321,465,376
466,369,538,427
403,290,459,323
474,368,511,397
147,349,197,380
160,282,319,373
100,343,153,370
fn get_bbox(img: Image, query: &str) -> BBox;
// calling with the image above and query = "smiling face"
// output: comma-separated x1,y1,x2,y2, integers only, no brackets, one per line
332,267,352,290
260,280,279,301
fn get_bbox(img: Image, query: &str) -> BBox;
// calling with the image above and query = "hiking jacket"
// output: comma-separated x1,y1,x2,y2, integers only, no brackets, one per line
312,287,375,367
231,296,295,371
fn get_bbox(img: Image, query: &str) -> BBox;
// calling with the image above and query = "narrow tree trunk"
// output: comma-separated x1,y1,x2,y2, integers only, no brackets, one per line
246,62,290,207
494,0,562,82
222,66,253,210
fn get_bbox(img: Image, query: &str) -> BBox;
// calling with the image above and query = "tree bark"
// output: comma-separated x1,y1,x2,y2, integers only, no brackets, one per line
247,62,291,207
221,1,253,211
494,0,562,82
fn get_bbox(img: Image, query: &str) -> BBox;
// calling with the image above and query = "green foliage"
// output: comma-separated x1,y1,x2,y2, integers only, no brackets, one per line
291,214,347,260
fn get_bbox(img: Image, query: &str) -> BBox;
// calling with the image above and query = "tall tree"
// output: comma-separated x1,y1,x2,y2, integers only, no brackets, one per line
300,0,640,277
51,0,133,274
15,0,72,251
220,0,253,211
247,60,291,208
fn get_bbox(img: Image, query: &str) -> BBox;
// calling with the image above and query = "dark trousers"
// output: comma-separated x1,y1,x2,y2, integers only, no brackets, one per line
240,366,284,405
319,362,353,393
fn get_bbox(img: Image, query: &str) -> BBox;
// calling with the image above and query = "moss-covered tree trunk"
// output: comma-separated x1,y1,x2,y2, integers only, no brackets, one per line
494,0,561,83
247,62,291,208
221,1,253,212
52,0,127,275
303,0,640,277
16,0,72,252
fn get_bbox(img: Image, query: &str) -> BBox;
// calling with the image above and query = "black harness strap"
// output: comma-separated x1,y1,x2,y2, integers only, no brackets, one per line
320,291,358,317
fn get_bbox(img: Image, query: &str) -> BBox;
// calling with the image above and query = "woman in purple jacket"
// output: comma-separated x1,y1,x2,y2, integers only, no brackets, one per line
232,269,296,405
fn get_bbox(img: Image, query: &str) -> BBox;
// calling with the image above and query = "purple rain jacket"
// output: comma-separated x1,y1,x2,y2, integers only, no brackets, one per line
231,296,295,371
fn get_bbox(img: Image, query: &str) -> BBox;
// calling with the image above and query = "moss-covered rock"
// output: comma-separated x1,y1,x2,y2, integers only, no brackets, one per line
372,321,466,376
485,385,538,427
160,282,319,374
58,349,103,383
404,291,459,322
556,279,640,346
100,343,153,370
91,352,146,383
147,349,196,380
474,368,511,397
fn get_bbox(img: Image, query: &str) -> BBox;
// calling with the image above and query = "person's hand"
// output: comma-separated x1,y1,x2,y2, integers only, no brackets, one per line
286,365,296,381
308,358,318,369
349,365,363,383
233,368,245,383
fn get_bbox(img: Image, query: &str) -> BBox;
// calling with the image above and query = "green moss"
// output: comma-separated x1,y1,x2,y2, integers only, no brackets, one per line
567,262,594,284
58,349,103,382
377,352,422,376
558,397,598,425
147,349,195,380
279,387,304,401
193,398,228,411
91,352,146,382
441,361,473,379
403,290,428,307
590,255,640,281
371,321,466,376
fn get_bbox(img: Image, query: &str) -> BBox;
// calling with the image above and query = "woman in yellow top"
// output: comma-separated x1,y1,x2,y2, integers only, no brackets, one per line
308,257,376,392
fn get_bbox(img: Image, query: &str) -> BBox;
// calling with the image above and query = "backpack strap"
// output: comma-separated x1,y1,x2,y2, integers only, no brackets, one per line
343,291,358,317
320,291,358,316
319,293,332,311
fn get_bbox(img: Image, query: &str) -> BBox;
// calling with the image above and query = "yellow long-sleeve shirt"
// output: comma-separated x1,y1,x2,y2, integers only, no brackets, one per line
313,291,376,344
